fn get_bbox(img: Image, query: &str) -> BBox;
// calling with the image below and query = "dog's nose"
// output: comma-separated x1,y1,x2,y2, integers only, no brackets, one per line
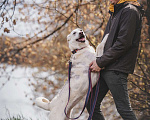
79,32,83,35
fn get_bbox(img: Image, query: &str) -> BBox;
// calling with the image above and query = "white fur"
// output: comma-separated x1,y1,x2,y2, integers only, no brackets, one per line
96,33,109,57
35,28,108,120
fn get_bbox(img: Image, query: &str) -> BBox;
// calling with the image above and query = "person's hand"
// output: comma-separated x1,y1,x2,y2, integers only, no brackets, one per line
89,60,101,72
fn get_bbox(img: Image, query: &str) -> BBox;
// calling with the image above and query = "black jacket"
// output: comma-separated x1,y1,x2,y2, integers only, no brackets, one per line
96,3,143,74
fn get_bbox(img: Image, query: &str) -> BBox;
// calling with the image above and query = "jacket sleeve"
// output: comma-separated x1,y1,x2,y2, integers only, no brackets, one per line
96,8,138,68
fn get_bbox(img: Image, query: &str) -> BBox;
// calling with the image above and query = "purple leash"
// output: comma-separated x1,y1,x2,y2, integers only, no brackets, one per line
64,61,100,120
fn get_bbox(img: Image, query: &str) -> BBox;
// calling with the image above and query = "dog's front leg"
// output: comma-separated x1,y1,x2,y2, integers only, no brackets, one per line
96,33,109,57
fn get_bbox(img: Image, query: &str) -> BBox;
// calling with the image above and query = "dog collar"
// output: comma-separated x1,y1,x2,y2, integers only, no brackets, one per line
72,47,86,54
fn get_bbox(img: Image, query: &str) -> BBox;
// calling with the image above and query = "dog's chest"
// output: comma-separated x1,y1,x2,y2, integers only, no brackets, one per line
70,49,96,66
70,50,96,79
71,60,88,77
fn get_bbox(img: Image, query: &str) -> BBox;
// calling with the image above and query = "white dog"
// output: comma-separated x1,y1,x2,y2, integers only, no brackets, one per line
35,28,108,120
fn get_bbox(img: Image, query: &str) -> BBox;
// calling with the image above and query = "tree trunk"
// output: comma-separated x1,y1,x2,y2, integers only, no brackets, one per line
146,0,150,38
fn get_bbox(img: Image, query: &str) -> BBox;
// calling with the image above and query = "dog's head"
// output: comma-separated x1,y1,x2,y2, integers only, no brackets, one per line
67,28,89,51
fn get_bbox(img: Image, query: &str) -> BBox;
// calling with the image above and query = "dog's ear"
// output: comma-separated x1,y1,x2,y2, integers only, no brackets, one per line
67,34,71,42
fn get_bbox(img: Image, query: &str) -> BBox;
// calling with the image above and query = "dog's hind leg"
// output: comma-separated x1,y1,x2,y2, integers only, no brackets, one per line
65,109,73,120
64,94,85,119
48,83,71,120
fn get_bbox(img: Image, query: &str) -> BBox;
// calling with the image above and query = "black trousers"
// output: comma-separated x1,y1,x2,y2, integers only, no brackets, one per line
86,70,137,120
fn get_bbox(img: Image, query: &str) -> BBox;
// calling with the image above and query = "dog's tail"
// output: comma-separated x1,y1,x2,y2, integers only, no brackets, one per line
35,97,50,111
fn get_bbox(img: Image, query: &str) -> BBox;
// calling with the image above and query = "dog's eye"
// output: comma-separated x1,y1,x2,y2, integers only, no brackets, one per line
73,32,76,35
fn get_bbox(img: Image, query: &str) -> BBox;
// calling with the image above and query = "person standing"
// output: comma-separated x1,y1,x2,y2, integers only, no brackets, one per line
86,0,143,119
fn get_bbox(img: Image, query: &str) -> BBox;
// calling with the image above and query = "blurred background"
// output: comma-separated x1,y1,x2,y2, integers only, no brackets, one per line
0,0,149,119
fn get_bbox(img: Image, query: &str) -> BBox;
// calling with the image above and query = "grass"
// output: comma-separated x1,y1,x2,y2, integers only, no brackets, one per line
0,115,31,120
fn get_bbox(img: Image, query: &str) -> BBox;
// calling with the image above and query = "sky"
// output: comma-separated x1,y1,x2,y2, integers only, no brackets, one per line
0,0,50,38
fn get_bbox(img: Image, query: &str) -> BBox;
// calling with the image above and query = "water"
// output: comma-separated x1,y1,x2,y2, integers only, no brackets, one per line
0,64,49,120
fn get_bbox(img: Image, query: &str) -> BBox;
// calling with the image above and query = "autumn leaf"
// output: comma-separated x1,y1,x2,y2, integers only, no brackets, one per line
13,20,16,25
4,28,10,33
6,17,8,22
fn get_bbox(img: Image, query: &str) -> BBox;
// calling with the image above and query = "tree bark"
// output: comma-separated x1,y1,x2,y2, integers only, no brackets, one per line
146,0,150,38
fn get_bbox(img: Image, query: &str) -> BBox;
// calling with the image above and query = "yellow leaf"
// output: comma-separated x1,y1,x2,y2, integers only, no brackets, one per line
4,28,10,33
13,20,16,25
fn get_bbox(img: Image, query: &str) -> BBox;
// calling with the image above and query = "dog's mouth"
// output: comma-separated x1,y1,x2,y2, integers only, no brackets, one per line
76,35,85,43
